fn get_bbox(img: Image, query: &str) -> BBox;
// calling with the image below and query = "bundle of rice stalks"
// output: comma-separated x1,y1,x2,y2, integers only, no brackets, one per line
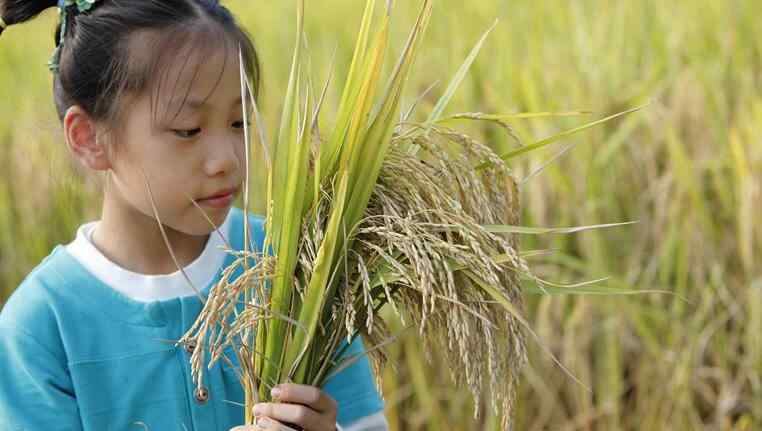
175,0,644,428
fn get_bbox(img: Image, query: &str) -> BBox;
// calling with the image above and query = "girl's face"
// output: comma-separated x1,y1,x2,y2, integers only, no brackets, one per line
107,43,248,235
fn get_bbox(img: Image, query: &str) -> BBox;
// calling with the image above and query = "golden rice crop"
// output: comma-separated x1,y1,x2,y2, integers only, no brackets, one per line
171,1,643,429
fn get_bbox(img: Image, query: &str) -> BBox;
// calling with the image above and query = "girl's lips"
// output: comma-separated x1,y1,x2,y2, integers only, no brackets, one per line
198,190,236,209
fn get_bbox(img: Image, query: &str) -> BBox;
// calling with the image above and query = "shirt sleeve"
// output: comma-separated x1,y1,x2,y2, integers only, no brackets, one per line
0,326,84,430
321,335,386,429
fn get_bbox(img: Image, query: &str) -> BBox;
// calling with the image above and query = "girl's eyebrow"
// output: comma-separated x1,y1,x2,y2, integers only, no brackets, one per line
171,97,243,112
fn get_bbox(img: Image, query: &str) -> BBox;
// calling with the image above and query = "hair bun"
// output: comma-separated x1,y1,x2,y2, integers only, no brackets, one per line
0,0,59,31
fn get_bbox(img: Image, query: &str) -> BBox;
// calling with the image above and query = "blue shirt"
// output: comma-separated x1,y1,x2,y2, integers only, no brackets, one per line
0,208,384,430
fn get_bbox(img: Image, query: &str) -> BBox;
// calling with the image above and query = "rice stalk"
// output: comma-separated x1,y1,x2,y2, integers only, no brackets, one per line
177,1,643,429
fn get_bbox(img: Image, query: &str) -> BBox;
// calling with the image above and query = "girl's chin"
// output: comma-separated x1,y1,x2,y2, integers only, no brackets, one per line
189,208,231,233
177,224,225,238
156,212,230,238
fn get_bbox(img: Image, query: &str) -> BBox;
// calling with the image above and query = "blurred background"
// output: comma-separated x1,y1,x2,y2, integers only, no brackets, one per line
0,1,759,429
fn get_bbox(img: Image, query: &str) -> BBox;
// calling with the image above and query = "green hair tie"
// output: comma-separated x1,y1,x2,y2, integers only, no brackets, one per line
48,0,101,73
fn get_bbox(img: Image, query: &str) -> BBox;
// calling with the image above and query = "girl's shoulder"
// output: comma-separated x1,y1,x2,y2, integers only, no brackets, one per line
0,245,76,358
1,245,74,312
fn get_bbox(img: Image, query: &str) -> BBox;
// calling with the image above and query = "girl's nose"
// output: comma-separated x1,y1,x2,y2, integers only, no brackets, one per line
204,134,242,177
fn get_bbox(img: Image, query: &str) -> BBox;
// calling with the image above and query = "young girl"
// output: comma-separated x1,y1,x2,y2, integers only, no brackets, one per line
0,1,388,430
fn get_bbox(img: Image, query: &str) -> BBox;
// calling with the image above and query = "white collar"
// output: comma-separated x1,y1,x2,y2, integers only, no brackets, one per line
65,212,233,303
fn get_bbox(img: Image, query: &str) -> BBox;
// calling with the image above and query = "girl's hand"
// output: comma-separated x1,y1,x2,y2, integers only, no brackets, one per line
231,383,338,431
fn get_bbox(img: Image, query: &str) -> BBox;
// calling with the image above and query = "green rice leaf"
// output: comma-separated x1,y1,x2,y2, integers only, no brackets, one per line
317,0,378,184
482,221,638,234
476,101,651,169
522,284,676,296
344,0,433,228
285,171,350,382
260,0,310,401
426,20,498,123
336,15,389,179
436,110,592,123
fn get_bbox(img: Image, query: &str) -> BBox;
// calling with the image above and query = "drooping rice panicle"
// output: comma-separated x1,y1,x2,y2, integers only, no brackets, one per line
178,1,643,428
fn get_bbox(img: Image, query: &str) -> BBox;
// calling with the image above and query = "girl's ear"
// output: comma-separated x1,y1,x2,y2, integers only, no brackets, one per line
63,106,113,171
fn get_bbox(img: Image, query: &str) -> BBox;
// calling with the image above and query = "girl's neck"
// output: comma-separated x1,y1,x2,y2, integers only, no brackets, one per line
91,193,209,276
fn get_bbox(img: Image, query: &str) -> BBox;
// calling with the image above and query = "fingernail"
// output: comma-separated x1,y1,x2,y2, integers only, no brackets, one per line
253,403,265,416
256,417,271,428
270,386,282,400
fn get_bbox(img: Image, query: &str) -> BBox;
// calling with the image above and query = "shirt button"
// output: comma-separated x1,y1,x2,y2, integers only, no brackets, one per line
194,386,210,404
184,340,197,354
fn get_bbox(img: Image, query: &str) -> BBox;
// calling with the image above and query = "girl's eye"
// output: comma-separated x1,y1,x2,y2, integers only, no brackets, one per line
232,120,252,129
172,128,202,138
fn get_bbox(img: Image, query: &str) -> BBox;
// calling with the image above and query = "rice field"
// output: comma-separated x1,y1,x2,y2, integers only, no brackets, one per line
1,1,760,430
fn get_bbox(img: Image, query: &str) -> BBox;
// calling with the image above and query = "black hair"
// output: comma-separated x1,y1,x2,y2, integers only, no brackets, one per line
0,0,261,127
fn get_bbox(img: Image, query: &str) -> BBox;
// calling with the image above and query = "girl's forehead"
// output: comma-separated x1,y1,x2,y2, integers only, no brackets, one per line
152,44,242,119
165,49,239,102
125,27,243,118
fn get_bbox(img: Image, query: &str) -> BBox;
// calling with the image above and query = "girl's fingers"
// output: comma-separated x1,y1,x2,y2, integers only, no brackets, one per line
253,401,331,430
255,417,303,431
229,419,301,431
271,383,338,414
